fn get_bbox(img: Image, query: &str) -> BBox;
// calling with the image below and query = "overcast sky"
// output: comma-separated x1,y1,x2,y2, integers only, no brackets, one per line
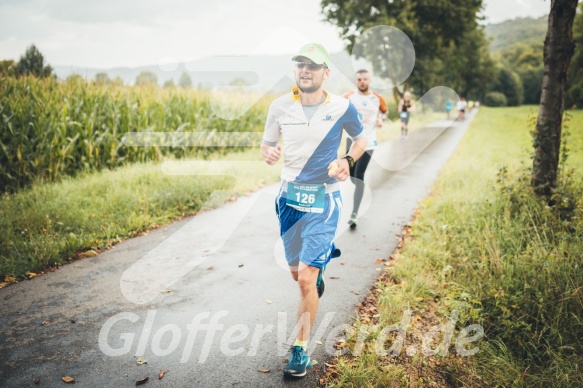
0,0,551,69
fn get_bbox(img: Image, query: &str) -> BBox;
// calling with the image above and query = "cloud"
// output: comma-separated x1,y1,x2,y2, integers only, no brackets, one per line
0,0,346,67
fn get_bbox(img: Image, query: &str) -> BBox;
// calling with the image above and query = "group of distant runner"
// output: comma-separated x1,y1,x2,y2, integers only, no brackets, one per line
260,42,476,379
447,97,480,120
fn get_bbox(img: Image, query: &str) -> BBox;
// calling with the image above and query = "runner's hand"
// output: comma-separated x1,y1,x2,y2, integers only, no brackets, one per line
328,158,350,181
263,145,282,165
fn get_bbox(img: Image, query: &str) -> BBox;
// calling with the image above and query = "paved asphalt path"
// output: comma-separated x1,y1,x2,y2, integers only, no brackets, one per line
0,111,476,387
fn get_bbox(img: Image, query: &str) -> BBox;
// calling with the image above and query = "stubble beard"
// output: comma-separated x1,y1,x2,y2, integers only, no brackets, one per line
297,81,322,94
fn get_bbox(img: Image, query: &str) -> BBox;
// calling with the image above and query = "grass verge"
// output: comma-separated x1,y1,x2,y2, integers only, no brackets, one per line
0,150,280,279
326,106,583,387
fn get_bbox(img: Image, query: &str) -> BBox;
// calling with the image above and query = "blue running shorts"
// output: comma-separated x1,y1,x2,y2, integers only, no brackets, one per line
275,189,342,268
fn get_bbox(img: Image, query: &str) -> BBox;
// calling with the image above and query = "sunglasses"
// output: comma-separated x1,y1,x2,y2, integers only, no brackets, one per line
295,62,327,71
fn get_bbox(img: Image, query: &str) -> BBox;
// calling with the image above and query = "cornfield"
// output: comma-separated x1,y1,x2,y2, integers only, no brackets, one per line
0,76,269,192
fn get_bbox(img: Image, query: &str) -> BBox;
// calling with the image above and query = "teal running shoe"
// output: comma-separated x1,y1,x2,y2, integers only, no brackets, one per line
316,265,326,298
283,346,312,377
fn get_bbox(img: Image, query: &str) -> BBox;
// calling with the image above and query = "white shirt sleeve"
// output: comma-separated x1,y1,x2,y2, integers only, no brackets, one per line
262,103,280,147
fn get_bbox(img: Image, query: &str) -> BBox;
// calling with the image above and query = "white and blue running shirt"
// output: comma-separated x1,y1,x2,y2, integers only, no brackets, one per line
343,90,387,151
263,86,366,190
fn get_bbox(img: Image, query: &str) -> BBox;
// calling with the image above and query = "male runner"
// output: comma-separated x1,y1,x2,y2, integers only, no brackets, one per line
445,100,454,119
398,91,415,137
261,43,367,378
457,97,467,120
343,69,387,229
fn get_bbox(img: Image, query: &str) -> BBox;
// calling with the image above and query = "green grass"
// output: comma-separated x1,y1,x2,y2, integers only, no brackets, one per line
0,150,281,278
330,106,583,387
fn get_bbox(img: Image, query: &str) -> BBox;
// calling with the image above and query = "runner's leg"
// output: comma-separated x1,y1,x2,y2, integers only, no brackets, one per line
296,263,319,341
352,151,373,216
345,138,356,178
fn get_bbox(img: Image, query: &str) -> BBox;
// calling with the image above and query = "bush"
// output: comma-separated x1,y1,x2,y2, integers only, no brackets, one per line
485,92,508,107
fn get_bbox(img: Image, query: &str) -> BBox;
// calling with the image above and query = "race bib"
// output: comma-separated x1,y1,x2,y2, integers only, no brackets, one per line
400,112,408,119
286,183,325,213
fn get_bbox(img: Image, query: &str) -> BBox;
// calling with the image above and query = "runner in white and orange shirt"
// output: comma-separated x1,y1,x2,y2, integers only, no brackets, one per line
343,69,388,228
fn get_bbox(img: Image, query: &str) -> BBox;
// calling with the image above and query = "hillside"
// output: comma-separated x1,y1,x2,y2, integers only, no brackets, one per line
53,51,358,94
484,15,547,52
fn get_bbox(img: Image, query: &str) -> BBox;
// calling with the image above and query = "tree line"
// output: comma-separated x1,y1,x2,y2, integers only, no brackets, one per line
321,0,583,108
0,45,195,89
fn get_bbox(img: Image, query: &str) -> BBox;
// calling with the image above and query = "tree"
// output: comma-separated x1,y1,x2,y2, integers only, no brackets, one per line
0,60,16,77
112,76,124,87
135,71,158,87
95,72,111,85
163,79,175,88
178,72,192,89
321,0,487,102
532,0,579,197
498,42,544,104
16,44,54,77
567,4,583,108
229,77,248,87
495,67,523,106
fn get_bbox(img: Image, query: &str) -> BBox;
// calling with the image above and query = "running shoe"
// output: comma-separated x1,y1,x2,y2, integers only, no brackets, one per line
283,346,311,377
348,212,358,229
316,265,326,298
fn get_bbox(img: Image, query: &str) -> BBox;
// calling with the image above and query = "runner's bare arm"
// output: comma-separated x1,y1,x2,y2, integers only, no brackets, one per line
328,136,367,181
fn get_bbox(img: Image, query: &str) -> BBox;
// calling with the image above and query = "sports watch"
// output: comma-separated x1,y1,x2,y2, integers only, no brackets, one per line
342,155,355,168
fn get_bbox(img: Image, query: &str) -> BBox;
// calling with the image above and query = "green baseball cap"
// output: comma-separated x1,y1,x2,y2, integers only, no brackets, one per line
292,43,331,68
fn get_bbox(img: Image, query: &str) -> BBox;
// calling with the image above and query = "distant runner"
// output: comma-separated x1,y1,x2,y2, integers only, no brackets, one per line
398,91,415,137
445,100,453,119
261,43,367,378
456,97,467,120
344,69,387,229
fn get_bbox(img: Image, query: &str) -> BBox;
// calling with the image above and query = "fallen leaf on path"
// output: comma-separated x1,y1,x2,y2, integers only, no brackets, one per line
329,276,340,280
135,376,149,385
136,357,147,365
276,367,283,371
4,275,16,282
374,259,383,264
62,376,75,383
340,261,345,265
0,282,6,289
27,272,38,278
265,299,272,304
315,340,323,345
34,377,40,384
83,250,98,257
158,370,166,380
160,289,172,293
41,320,50,325
238,264,244,268
311,360,318,366
207,266,214,270
258,369,270,373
